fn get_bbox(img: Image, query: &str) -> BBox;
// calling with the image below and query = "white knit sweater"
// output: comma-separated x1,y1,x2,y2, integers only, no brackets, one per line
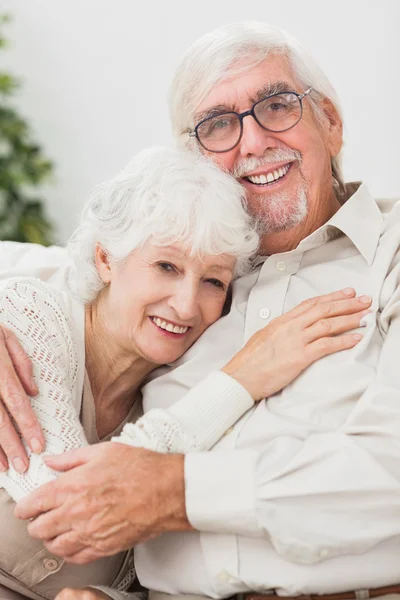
0,277,253,600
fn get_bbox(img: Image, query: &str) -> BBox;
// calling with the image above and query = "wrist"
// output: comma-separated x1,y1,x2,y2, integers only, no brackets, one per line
155,453,193,533
221,362,260,401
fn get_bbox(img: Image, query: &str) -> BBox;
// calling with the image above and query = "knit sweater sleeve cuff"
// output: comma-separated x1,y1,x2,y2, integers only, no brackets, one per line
168,370,254,450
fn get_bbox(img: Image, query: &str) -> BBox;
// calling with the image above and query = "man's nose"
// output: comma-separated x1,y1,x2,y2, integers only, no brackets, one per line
238,115,280,158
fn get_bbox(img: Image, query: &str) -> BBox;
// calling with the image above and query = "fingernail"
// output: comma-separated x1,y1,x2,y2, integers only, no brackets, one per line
13,457,27,473
353,333,363,341
359,316,369,327
30,437,43,454
359,295,371,304
343,288,355,296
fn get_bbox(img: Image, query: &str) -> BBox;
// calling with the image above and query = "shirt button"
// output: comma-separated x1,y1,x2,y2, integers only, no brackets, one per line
319,548,330,559
259,308,270,319
276,261,287,271
43,558,59,572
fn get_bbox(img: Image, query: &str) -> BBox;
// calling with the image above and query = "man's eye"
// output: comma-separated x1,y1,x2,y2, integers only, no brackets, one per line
212,118,230,130
268,101,289,112
202,114,237,137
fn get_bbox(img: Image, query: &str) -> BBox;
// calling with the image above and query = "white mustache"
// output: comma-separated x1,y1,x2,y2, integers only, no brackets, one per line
231,148,302,179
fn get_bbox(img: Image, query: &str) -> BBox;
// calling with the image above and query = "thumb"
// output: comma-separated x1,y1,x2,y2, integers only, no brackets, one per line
43,446,94,472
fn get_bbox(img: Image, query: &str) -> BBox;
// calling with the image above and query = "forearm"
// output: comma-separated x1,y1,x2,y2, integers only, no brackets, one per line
154,452,192,534
113,371,253,453
185,421,400,564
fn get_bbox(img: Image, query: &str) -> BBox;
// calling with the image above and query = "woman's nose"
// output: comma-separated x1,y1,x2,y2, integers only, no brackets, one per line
168,284,199,322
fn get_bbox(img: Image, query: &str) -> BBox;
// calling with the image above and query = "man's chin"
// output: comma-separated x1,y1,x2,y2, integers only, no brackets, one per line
251,196,308,236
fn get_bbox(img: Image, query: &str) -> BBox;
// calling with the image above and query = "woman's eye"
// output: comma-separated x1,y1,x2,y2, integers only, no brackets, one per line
158,262,176,273
205,278,225,290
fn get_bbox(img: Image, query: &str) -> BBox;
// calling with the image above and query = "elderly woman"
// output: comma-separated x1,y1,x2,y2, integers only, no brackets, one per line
0,147,367,600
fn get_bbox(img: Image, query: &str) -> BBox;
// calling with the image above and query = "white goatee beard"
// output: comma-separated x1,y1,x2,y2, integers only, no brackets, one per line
231,148,308,236
251,179,308,236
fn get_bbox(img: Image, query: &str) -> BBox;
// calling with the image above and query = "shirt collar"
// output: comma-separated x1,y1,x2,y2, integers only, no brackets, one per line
254,182,383,268
325,182,383,265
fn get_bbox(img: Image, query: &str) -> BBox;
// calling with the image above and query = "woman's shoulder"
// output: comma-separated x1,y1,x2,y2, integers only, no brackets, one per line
0,277,85,376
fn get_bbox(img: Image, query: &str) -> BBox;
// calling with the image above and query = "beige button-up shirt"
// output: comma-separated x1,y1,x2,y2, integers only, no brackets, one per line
1,183,399,598
135,183,400,597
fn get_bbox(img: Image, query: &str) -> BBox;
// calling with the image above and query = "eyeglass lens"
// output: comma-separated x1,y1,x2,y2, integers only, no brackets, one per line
197,92,302,152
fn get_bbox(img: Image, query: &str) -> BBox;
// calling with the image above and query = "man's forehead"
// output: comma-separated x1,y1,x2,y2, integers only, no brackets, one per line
194,55,297,119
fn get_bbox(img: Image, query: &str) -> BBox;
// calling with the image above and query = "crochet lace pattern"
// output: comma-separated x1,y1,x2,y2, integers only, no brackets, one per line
0,278,197,503
0,279,88,502
0,277,198,599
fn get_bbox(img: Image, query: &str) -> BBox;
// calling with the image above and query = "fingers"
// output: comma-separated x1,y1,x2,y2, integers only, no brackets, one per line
304,309,370,343
298,295,372,329
44,531,91,561
282,288,357,321
0,447,7,472
43,446,94,472
0,404,29,473
0,326,44,465
306,332,363,364
56,587,106,600
4,327,38,396
14,479,64,520
27,506,71,540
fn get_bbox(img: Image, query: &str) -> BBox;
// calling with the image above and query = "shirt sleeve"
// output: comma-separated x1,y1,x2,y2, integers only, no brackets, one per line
0,278,88,502
112,371,254,452
185,248,400,565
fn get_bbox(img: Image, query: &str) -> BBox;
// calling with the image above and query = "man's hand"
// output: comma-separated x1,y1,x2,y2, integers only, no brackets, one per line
0,325,44,472
55,588,110,600
15,442,191,564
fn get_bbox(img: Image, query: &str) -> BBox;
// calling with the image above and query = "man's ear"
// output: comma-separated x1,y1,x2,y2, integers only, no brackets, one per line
95,244,112,284
321,97,343,157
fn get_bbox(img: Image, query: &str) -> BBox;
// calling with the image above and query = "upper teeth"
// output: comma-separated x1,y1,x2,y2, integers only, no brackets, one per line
152,317,188,334
247,164,290,185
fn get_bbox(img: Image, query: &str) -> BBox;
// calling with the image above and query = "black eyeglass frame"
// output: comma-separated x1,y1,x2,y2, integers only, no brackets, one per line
188,87,313,153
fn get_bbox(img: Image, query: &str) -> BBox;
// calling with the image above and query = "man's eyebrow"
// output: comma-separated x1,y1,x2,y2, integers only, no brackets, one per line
251,81,295,103
194,105,233,123
194,81,298,124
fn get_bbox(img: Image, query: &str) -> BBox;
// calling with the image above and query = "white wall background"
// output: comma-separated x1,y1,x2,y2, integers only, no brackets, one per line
2,0,399,243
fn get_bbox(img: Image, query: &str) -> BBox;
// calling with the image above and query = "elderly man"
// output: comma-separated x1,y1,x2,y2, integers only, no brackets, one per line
1,20,400,600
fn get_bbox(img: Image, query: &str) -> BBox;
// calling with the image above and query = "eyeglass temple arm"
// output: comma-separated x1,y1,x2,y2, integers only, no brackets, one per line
299,87,312,100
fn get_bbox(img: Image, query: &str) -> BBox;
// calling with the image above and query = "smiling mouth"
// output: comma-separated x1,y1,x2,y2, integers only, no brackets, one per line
150,316,190,335
243,162,292,186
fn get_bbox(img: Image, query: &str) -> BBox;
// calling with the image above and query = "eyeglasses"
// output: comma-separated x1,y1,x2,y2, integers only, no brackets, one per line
189,87,312,153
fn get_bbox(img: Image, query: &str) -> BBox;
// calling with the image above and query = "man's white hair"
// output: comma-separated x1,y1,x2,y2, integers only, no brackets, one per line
169,21,344,193
68,146,259,303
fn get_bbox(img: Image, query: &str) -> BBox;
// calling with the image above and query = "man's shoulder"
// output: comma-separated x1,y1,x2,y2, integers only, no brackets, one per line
0,241,69,269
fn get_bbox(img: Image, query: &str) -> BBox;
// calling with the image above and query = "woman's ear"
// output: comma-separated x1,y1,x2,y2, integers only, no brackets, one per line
95,244,112,284
321,97,343,157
